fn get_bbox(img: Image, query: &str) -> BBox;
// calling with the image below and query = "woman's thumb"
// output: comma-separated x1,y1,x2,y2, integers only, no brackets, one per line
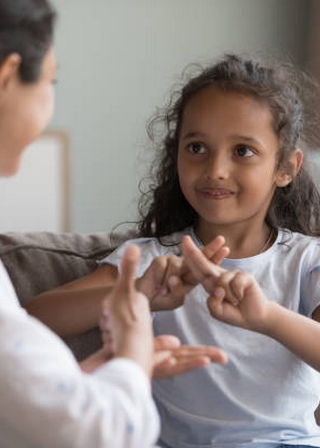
117,245,141,292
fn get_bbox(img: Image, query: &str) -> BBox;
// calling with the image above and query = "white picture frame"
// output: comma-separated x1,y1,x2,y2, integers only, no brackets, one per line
0,130,70,232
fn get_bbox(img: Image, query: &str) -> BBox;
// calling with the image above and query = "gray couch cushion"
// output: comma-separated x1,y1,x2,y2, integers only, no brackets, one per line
0,230,135,360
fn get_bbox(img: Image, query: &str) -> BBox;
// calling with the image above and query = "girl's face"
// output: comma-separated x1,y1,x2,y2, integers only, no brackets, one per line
0,47,57,176
177,86,291,238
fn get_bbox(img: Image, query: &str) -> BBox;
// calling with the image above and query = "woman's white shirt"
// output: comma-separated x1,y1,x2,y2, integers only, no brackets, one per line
0,260,159,448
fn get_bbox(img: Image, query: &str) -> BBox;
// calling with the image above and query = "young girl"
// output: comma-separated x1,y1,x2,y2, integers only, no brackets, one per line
26,53,320,447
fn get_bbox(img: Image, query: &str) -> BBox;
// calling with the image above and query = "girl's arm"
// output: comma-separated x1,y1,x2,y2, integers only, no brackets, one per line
211,275,320,372
181,235,320,372
25,235,229,337
24,264,118,337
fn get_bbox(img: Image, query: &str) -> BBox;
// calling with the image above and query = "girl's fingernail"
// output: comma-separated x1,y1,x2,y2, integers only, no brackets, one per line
214,287,224,298
168,276,178,288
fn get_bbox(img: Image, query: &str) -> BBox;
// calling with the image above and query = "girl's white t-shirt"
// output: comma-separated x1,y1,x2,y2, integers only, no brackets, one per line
103,228,320,448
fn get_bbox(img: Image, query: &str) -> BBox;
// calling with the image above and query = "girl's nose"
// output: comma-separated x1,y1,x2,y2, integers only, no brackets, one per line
205,154,230,180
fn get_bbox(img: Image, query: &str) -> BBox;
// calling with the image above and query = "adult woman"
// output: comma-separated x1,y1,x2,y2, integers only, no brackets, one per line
0,1,227,446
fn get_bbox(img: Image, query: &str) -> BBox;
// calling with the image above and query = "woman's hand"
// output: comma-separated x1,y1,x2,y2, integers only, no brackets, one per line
105,245,154,378
100,318,228,379
152,335,228,379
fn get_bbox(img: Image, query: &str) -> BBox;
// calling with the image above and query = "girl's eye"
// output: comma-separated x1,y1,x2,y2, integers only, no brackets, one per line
188,143,206,154
235,145,254,157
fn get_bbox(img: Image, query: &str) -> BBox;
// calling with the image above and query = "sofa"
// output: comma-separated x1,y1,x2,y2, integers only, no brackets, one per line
0,229,319,424
0,229,135,361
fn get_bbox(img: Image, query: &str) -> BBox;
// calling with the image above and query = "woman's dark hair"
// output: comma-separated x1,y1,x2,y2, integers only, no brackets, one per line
138,53,320,238
0,0,56,82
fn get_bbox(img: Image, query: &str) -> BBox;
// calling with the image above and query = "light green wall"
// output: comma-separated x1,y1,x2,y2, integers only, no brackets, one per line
50,0,310,232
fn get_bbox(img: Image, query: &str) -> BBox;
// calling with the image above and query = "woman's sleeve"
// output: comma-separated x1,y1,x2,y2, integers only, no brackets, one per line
0,306,159,448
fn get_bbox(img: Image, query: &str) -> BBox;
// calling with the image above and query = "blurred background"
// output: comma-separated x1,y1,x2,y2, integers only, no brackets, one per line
2,0,320,233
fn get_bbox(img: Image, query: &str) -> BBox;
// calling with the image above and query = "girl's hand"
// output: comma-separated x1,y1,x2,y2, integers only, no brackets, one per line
206,270,270,332
179,235,226,296
136,235,229,312
135,255,186,311
180,236,270,332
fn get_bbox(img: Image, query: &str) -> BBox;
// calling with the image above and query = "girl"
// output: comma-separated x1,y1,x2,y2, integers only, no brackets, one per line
104,54,320,448
0,1,227,446
26,53,320,447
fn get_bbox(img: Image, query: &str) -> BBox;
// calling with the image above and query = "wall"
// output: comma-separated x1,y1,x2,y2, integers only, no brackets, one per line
50,0,311,232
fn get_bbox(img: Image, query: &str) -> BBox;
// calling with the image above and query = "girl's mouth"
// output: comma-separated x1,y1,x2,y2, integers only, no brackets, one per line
199,188,234,200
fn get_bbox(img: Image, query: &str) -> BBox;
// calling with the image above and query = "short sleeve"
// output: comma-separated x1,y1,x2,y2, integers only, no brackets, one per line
99,237,174,278
300,241,320,317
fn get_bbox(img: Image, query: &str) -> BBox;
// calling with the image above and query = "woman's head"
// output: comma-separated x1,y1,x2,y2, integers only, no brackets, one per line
0,0,56,176
0,0,56,83
138,53,320,237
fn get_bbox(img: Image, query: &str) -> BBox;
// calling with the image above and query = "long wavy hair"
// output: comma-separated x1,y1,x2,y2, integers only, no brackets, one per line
138,53,320,238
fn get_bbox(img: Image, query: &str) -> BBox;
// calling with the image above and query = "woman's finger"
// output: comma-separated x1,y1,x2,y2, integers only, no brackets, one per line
116,245,141,296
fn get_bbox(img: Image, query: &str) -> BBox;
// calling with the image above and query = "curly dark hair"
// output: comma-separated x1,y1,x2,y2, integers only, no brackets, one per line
0,0,56,83
138,53,320,238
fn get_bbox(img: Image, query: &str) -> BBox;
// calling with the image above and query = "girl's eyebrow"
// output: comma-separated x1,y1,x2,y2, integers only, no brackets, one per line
180,131,207,140
181,132,265,148
229,134,266,148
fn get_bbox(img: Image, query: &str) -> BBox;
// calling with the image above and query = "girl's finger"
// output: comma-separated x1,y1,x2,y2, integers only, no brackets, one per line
181,236,223,281
160,256,183,296
202,235,226,259
218,271,242,305
209,246,230,265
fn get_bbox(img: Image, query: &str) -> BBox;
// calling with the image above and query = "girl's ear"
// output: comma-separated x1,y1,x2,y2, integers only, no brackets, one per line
275,149,303,187
0,53,22,91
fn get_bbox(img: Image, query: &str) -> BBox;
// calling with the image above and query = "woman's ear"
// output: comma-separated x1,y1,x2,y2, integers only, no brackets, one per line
275,149,303,187
0,53,22,91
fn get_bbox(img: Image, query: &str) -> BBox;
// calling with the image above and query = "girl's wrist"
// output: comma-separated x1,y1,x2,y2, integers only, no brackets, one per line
257,301,282,336
135,277,158,311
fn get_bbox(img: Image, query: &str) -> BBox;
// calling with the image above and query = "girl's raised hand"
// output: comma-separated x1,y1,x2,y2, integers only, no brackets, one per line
136,235,229,312
206,270,270,331
135,254,186,311
176,235,226,296
180,237,270,331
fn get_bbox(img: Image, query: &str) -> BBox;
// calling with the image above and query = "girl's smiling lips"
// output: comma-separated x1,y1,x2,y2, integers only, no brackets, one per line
198,187,235,200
